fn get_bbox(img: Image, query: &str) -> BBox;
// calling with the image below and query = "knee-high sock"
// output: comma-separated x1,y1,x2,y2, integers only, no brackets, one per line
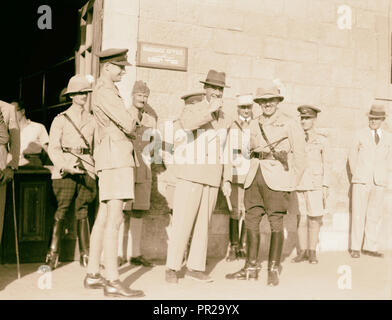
130,217,143,258
308,217,321,250
297,214,308,251
87,203,107,275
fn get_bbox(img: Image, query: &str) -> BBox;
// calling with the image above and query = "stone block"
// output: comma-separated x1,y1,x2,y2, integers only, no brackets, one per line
188,49,228,75
104,0,139,15
307,0,336,23
199,5,244,31
226,56,253,79
287,19,322,43
243,14,288,38
352,69,377,91
213,29,263,57
190,26,214,49
331,66,353,87
263,37,287,60
320,24,352,48
355,9,376,29
318,45,343,65
285,40,318,63
139,0,178,22
251,58,276,80
319,86,338,107
284,0,310,19
292,84,321,105
299,64,333,87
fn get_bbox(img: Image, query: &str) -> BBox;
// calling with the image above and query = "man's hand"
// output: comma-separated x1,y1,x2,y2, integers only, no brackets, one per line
222,181,232,198
2,167,15,183
209,98,223,113
60,165,85,176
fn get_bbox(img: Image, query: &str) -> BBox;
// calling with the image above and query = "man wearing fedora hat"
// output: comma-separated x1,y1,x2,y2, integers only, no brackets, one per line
222,94,254,261
348,104,392,259
165,69,233,284
225,85,306,286
46,74,97,271
291,105,330,265
85,49,144,298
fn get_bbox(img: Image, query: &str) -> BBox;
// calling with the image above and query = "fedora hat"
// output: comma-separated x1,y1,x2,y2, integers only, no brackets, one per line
367,104,386,119
237,94,254,106
63,75,93,95
200,69,230,88
253,86,284,102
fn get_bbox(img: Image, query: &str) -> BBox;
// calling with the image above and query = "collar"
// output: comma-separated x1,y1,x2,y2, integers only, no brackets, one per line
371,128,383,138
239,115,251,123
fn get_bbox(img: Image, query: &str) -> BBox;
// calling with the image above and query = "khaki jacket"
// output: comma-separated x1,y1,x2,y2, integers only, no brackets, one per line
223,115,252,185
296,129,330,191
0,100,20,170
348,128,392,187
243,110,306,191
48,104,96,179
174,99,233,187
92,76,137,171
128,104,158,184
0,110,8,146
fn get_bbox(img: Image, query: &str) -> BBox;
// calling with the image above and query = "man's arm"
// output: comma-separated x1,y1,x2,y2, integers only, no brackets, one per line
0,109,8,145
6,103,20,169
48,116,68,169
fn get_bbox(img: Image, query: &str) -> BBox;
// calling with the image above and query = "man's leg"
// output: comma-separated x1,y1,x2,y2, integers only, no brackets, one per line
0,183,6,244
292,191,309,262
227,183,240,261
307,190,324,264
166,179,203,272
363,184,385,253
351,184,370,253
186,185,219,273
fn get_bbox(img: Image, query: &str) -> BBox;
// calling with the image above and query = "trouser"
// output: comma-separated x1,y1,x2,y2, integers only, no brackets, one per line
166,178,219,272
119,209,147,259
351,182,385,252
0,183,6,244
52,175,97,221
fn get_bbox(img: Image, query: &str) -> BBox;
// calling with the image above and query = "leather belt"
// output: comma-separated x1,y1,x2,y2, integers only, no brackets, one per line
250,151,274,160
62,147,91,155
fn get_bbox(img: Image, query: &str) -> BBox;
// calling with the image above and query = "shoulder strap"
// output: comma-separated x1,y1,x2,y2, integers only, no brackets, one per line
258,122,276,153
63,113,91,151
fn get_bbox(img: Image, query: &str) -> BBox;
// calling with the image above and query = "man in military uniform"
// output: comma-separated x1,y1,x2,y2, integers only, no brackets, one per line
222,94,253,261
0,100,20,245
225,86,306,286
291,105,330,264
85,49,144,298
0,109,9,191
122,80,157,267
46,74,97,270
348,104,392,259
165,70,233,284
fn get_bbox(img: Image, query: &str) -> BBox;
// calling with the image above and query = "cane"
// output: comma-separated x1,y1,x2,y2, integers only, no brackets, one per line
11,179,21,279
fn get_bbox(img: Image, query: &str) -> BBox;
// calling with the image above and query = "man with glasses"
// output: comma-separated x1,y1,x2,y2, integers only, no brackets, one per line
225,86,305,286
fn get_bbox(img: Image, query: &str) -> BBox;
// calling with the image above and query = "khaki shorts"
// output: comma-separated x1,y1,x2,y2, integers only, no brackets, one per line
98,167,134,201
293,190,324,217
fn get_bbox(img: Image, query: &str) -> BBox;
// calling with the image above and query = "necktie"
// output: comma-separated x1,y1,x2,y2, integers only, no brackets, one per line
374,130,380,145
305,131,309,142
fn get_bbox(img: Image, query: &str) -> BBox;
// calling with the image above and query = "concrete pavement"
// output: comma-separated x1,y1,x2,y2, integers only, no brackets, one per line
0,251,391,300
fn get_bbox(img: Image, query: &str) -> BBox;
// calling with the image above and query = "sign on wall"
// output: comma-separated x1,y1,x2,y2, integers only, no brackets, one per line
136,41,188,71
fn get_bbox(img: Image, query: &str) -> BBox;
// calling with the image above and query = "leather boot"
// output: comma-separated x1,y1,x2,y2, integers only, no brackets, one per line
308,250,318,264
104,280,145,298
226,218,239,261
237,220,247,259
45,219,64,270
77,218,90,268
291,250,308,263
267,231,284,286
225,228,260,280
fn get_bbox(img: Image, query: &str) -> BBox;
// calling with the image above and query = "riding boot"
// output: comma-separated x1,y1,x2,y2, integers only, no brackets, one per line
226,218,239,261
237,220,247,259
77,218,90,268
225,228,260,280
267,231,284,286
45,219,64,270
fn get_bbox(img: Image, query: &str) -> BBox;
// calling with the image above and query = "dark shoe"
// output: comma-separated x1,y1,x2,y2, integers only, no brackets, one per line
267,262,282,287
361,250,384,258
225,261,259,280
84,273,106,289
165,269,178,284
185,269,213,283
291,250,308,263
130,255,155,267
103,280,145,298
308,250,318,264
350,250,360,258
45,219,64,270
226,244,239,262
77,218,90,268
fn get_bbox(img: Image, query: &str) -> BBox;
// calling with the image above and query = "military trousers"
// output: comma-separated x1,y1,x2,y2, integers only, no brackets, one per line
244,167,290,232
52,174,97,221
351,182,385,252
166,178,219,272
229,183,245,220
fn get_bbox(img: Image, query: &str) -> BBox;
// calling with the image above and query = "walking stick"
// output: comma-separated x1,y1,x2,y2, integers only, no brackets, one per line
11,179,21,279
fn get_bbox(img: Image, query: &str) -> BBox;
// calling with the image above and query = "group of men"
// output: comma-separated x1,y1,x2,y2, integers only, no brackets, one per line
0,46,390,298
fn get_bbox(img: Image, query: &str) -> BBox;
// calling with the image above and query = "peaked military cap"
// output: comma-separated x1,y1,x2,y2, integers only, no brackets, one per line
181,91,206,105
297,105,321,118
96,48,132,66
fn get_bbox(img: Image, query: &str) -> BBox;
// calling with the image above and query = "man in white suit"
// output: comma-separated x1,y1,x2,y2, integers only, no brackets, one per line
349,104,392,258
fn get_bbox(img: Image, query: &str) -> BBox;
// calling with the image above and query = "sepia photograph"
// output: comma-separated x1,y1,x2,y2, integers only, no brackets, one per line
0,0,391,307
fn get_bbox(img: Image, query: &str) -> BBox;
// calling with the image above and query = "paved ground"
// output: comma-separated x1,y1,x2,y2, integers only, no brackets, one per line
0,251,391,300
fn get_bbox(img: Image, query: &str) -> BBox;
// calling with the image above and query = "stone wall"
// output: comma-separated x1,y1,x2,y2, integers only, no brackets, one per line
102,0,392,258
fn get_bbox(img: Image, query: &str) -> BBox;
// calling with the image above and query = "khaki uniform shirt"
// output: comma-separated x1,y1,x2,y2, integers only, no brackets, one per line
48,104,96,179
92,76,137,171
296,129,330,191
243,110,306,191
